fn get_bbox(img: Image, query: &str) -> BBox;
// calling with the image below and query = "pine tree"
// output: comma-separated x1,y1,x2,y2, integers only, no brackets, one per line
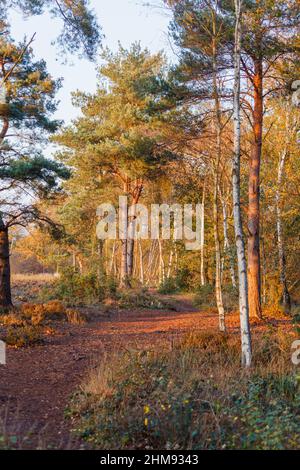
0,35,69,307
55,44,179,287
0,0,101,59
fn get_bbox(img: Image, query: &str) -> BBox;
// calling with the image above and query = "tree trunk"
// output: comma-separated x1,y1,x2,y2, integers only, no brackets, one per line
158,239,165,284
138,239,144,285
127,184,143,280
167,245,174,279
120,239,129,288
127,238,135,279
120,183,130,288
200,182,206,286
213,177,226,332
248,57,263,319
0,219,12,308
233,0,252,366
110,241,116,275
212,24,225,332
220,190,236,288
276,148,291,312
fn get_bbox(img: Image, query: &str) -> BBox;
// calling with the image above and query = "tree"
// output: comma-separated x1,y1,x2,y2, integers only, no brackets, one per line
0,34,69,307
239,0,299,318
166,0,300,318
232,0,251,366
55,44,179,287
0,0,101,60
166,0,234,330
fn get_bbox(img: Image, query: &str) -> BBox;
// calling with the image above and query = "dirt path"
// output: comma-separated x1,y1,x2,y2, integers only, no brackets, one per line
0,295,209,448
0,295,292,449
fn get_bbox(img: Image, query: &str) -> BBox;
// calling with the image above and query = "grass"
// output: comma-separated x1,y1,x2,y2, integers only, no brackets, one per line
68,328,300,450
12,273,56,283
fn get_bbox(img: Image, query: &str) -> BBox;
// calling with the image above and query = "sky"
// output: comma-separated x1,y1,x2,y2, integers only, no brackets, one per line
9,0,174,125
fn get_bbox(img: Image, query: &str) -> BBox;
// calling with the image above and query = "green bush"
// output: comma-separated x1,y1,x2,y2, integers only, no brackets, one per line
174,268,192,291
40,268,107,305
193,284,215,309
193,284,239,311
117,289,168,310
223,375,300,449
158,277,178,294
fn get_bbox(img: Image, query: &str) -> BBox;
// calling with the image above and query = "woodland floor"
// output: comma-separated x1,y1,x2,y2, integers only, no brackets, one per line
0,281,294,449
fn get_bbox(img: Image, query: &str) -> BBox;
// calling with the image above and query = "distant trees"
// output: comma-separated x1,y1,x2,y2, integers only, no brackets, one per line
54,44,182,287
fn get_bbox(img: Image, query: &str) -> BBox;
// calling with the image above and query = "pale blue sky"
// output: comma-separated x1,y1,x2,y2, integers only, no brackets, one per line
9,0,173,124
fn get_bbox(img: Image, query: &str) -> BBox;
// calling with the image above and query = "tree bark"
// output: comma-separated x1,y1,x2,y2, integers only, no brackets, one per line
212,22,225,332
0,218,12,308
167,244,174,279
120,182,130,288
220,189,236,288
233,0,252,366
276,148,291,312
109,241,116,276
120,239,129,288
138,239,144,285
127,183,143,279
248,57,263,319
213,177,226,332
158,238,165,285
200,182,206,286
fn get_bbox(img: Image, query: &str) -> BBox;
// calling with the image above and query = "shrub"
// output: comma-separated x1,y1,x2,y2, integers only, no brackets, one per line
222,285,239,311
292,311,300,335
193,284,215,309
65,308,87,325
4,325,42,348
223,375,300,449
0,313,25,327
193,284,239,311
158,277,178,295
174,268,193,291
20,300,66,325
117,289,170,310
40,268,116,305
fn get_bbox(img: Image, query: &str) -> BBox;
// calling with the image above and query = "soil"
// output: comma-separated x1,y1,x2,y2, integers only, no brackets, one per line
0,293,293,449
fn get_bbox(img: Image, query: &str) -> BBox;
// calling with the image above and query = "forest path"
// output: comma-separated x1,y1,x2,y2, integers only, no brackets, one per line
0,292,292,449
0,294,218,449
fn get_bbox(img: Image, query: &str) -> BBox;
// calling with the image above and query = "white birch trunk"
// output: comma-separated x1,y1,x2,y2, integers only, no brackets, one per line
213,176,226,332
233,0,252,366
138,239,144,285
220,190,236,288
167,246,174,279
158,238,165,284
276,147,291,312
110,241,116,275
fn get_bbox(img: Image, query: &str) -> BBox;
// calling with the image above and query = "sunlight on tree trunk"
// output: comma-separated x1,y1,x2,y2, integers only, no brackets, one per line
248,58,263,319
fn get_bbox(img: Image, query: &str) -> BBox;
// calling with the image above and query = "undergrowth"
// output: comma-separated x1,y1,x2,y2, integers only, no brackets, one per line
0,300,86,347
39,268,117,306
68,329,299,450
117,289,172,310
